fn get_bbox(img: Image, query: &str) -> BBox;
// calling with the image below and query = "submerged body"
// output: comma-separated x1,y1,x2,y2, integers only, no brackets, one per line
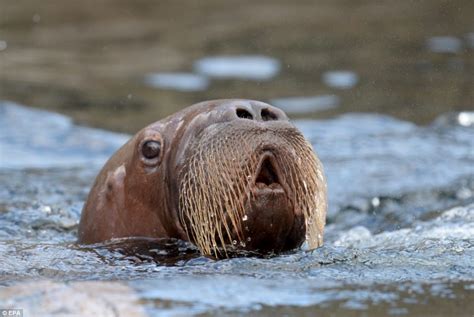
78,99,327,256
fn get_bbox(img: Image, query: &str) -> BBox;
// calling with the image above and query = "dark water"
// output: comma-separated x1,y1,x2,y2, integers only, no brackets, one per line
1,0,473,133
0,102,473,316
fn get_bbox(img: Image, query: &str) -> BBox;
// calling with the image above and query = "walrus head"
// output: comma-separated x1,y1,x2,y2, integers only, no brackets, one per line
78,99,327,257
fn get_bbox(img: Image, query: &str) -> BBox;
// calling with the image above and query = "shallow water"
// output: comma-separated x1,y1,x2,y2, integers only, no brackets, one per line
0,102,473,316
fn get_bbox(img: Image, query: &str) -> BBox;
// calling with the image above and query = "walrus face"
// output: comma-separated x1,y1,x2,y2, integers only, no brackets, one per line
78,99,326,258
171,100,327,256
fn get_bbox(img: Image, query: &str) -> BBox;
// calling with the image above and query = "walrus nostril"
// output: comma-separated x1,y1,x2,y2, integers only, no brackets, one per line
236,108,253,120
261,108,278,121
256,157,279,186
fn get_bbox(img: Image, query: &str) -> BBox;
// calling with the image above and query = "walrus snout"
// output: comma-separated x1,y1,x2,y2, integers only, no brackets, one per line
221,99,287,123
177,103,327,256
198,99,287,126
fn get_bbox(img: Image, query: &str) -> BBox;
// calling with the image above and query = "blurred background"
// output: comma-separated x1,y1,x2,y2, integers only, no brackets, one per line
1,0,473,133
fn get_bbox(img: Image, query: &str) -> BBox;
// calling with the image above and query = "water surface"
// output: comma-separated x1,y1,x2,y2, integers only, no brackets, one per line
0,102,473,316
1,0,473,132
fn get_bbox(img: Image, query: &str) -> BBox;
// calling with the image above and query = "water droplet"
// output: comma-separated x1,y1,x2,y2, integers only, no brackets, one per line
242,215,248,221
232,240,237,245
247,237,252,242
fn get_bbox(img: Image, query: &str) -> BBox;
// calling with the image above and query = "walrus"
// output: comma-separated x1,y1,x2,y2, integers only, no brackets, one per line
78,99,327,257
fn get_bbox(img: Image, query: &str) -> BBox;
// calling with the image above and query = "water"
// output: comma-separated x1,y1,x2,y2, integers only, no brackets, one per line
143,56,281,92
467,33,474,49
193,55,281,80
322,71,359,89
144,73,210,92
0,101,129,169
0,102,473,316
270,95,340,114
427,36,463,54
2,1,472,135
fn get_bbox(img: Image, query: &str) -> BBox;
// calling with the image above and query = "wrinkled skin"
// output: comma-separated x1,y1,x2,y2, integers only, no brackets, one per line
78,99,327,256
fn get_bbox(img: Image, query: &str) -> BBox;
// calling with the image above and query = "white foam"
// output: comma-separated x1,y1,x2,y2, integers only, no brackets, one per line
334,204,474,249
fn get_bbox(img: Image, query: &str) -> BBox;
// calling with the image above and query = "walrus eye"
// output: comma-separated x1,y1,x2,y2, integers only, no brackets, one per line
142,140,161,159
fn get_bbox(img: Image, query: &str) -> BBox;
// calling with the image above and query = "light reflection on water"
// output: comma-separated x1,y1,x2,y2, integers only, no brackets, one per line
270,95,340,114
144,73,210,92
193,55,281,80
427,36,463,54
322,71,359,89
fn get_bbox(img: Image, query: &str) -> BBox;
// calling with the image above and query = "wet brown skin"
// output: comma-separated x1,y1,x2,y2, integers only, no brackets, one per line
78,99,326,255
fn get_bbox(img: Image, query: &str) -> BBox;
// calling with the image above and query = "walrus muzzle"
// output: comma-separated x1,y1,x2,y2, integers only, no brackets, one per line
178,120,326,256
78,99,326,258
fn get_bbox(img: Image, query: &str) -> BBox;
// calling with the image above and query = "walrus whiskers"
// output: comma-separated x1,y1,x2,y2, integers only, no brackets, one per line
178,123,326,256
